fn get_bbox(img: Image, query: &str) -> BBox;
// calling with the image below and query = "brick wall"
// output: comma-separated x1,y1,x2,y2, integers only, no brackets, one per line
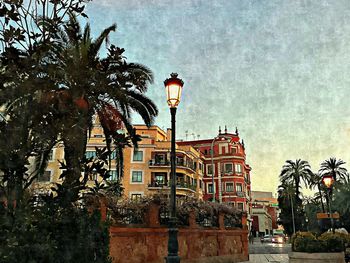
109,227,248,263
108,203,248,263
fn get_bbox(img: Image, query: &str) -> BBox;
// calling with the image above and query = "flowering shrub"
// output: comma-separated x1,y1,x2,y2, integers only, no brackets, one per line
106,195,242,228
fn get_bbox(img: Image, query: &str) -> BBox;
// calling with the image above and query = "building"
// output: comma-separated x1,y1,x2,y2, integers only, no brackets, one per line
251,191,280,237
177,127,252,214
31,125,251,211
31,123,205,200
123,125,204,200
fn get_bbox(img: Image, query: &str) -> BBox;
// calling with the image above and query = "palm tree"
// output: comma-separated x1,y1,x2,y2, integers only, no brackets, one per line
319,157,348,184
45,15,158,190
278,183,297,235
308,172,325,212
279,159,313,198
1,15,158,203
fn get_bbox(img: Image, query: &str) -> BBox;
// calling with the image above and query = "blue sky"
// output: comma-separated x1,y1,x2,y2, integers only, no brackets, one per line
85,0,350,195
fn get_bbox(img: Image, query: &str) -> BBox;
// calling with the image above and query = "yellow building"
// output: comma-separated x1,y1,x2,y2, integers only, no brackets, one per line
31,124,204,200
123,125,204,200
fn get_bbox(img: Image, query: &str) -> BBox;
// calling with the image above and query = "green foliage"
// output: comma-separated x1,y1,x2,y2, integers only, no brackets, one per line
0,199,111,263
292,231,347,253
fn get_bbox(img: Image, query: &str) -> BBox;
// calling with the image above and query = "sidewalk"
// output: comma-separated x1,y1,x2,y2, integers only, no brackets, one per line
241,254,288,263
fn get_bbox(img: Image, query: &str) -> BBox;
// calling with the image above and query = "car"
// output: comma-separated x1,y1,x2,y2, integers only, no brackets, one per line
272,235,285,244
260,234,272,243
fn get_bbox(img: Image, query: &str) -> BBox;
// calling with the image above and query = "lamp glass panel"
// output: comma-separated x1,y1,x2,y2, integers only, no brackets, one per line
323,177,334,188
166,83,182,107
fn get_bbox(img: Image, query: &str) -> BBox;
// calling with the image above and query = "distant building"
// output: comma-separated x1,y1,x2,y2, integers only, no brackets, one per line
251,191,280,237
177,127,252,215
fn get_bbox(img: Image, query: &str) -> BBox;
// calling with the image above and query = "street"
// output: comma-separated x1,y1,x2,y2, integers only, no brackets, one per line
249,238,291,254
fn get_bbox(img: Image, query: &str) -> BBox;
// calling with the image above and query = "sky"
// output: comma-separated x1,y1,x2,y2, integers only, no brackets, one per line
85,0,350,195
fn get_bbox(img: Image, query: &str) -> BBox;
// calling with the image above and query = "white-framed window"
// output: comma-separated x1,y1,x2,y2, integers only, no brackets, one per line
237,203,244,211
131,170,143,183
206,164,213,175
108,170,119,181
207,183,215,193
226,182,234,192
231,147,237,154
224,163,233,173
86,151,96,159
236,183,243,192
130,192,144,200
38,170,51,182
132,150,143,162
235,163,242,174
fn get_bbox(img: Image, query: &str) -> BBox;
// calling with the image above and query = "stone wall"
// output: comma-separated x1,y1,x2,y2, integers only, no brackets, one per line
108,204,248,263
109,227,248,263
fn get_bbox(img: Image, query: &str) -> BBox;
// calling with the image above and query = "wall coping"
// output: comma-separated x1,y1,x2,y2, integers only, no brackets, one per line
110,226,248,235
289,251,345,259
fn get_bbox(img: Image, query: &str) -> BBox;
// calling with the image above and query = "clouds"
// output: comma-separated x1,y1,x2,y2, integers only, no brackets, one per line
85,0,350,193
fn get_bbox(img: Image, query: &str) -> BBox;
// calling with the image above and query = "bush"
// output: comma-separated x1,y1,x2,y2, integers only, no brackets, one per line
0,200,111,263
319,232,346,252
292,231,347,253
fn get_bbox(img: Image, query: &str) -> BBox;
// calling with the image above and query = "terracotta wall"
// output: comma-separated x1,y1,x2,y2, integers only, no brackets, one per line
109,227,248,263
106,203,248,263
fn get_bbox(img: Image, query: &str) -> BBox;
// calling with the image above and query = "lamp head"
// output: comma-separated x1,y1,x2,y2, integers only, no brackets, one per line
164,73,184,108
322,174,334,189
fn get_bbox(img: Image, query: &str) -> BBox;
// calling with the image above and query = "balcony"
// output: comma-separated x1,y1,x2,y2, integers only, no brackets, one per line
148,181,196,192
149,160,170,166
148,159,196,172
236,191,245,197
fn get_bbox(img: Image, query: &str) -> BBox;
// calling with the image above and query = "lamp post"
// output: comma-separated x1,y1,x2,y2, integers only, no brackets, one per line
164,73,184,263
322,174,335,234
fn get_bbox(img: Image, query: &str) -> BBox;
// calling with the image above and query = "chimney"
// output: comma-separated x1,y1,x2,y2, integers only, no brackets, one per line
167,128,172,141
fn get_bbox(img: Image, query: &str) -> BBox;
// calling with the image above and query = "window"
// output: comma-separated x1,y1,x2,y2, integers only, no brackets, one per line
225,163,233,173
207,183,214,193
94,134,103,138
133,150,143,161
155,154,166,164
226,183,234,192
131,194,142,200
207,164,213,175
38,171,51,182
155,174,165,185
235,163,242,174
110,151,117,159
86,151,96,159
236,183,243,192
199,180,203,189
232,147,237,154
237,203,244,211
108,170,118,181
131,171,143,183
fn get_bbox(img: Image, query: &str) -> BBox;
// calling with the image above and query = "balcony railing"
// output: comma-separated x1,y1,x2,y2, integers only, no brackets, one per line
148,159,196,172
149,160,170,166
148,181,196,191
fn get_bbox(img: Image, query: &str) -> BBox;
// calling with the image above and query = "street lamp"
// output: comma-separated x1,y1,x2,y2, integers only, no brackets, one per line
164,73,184,263
322,174,335,233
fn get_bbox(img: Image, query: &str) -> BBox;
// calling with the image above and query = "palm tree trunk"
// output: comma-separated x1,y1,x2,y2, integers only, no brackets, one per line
61,115,89,202
317,183,325,213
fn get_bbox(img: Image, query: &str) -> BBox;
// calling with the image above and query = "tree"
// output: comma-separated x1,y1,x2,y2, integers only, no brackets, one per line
1,5,158,203
308,172,325,213
279,159,313,198
278,183,305,236
50,15,158,191
319,157,348,184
